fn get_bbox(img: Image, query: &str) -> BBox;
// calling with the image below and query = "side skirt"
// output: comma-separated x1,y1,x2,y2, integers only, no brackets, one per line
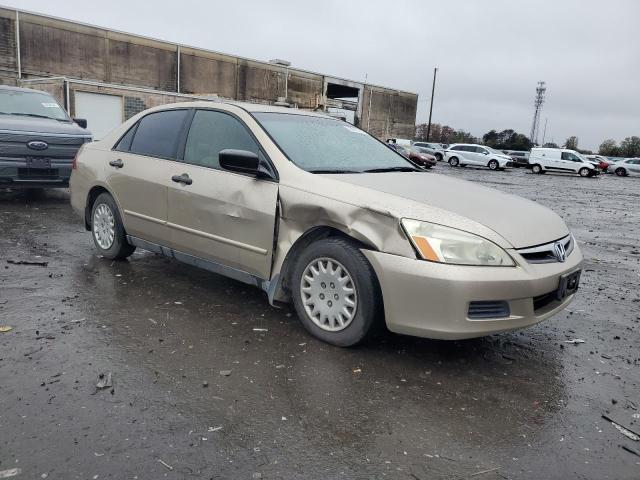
126,235,272,294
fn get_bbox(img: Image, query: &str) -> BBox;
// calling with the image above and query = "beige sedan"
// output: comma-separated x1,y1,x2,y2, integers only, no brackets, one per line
70,101,582,346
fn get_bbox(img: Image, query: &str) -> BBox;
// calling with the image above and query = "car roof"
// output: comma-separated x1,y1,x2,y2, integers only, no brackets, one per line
0,84,55,94
142,99,334,119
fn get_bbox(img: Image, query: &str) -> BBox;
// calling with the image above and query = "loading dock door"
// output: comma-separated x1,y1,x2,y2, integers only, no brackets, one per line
74,91,123,140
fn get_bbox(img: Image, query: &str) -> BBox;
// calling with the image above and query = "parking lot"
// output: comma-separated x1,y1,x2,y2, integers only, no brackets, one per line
1,166,639,479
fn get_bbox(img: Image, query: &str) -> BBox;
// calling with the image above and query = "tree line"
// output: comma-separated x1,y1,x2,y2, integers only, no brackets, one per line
415,123,640,158
414,124,532,150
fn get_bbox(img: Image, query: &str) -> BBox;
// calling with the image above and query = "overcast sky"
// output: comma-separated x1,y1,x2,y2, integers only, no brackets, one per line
9,0,640,150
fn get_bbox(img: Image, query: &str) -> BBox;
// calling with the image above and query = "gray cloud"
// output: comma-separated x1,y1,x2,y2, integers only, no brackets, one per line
11,0,640,150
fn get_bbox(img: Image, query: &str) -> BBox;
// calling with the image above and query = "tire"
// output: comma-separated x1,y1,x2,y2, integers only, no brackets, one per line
615,167,627,177
435,153,443,162
90,192,135,260
291,237,383,347
578,167,591,177
531,164,542,174
449,157,459,167
488,159,499,170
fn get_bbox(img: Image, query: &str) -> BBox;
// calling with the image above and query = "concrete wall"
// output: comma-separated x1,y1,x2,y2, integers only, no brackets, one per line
361,86,418,139
0,6,417,138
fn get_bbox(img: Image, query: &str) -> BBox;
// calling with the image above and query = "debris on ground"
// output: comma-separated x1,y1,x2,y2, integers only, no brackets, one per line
7,259,48,266
0,468,22,478
208,426,223,432
564,339,586,344
470,467,500,477
219,370,232,376
202,381,208,388
253,328,268,332
157,459,173,471
602,415,640,441
621,445,640,457
0,326,13,333
95,372,113,390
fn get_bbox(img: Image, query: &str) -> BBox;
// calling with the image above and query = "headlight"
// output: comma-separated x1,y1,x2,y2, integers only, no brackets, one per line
401,219,515,266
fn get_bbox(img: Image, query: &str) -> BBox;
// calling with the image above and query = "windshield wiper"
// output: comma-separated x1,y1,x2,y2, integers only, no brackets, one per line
308,169,361,174
362,166,421,173
8,112,67,122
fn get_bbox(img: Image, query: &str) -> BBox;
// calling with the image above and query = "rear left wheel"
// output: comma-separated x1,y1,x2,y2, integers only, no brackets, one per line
91,193,135,260
291,237,383,347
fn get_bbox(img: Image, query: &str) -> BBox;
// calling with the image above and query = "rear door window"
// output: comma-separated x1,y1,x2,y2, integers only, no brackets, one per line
183,110,260,169
129,109,189,159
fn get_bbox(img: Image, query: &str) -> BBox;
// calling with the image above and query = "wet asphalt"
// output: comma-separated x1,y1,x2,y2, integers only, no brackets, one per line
1,166,639,480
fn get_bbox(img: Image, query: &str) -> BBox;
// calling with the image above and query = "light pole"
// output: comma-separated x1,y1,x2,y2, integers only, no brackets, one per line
426,67,438,141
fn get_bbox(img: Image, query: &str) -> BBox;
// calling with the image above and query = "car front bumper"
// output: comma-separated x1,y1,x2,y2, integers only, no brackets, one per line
363,245,583,340
0,157,73,187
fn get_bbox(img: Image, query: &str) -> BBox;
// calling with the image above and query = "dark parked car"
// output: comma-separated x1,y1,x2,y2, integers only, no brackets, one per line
506,151,529,168
0,85,92,187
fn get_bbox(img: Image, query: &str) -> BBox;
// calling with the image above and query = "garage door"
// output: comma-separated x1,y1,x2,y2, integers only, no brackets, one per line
74,91,123,140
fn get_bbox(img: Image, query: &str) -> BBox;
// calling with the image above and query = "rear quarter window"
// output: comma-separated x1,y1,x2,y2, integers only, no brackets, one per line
128,109,189,159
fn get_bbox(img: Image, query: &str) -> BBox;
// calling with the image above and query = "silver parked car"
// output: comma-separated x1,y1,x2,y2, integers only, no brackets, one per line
609,158,640,177
70,101,582,346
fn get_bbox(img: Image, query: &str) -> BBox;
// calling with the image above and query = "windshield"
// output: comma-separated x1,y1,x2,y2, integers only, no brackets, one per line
253,113,416,173
0,89,70,121
487,147,505,154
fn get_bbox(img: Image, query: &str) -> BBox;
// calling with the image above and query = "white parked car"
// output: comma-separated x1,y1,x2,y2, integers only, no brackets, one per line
528,148,599,177
412,141,445,161
608,158,640,177
444,144,513,170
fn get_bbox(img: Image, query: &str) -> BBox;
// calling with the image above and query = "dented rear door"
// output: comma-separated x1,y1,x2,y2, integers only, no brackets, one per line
167,109,278,279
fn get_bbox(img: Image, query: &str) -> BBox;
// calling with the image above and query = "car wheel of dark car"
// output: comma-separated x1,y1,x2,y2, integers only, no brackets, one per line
435,153,443,161
291,237,383,347
488,159,499,170
615,167,627,177
91,193,136,260
449,157,459,167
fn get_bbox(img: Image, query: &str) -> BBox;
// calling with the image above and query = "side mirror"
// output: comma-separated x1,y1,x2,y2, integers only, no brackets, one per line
73,118,88,129
219,149,260,175
483,151,488,155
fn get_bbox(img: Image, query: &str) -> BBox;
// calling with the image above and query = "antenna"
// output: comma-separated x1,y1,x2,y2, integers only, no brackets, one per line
530,81,546,145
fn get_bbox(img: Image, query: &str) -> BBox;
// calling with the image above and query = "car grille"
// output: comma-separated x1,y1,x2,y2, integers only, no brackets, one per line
505,161,514,167
468,301,510,319
0,131,87,160
517,235,573,264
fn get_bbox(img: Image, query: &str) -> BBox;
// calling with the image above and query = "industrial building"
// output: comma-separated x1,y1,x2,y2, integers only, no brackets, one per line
0,7,418,139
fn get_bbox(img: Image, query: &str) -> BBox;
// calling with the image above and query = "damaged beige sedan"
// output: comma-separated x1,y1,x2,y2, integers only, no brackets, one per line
70,102,582,346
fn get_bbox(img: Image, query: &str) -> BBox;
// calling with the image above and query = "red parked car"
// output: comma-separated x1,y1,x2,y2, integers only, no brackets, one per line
392,145,437,169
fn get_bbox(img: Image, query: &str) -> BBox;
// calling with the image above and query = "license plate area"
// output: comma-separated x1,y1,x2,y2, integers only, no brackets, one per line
556,270,581,301
26,157,51,169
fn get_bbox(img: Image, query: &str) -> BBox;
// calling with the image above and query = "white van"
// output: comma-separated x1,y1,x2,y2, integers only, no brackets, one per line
528,148,598,177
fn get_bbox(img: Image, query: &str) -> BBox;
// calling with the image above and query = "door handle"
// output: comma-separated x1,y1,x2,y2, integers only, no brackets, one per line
109,159,124,168
171,173,193,185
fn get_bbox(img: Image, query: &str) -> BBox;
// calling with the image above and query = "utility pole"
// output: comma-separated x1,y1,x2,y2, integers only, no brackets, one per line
426,67,438,141
541,117,548,146
529,81,546,145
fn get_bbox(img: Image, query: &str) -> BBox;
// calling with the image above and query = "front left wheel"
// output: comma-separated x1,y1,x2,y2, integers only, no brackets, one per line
488,159,499,170
291,237,383,347
578,167,591,177
91,192,135,260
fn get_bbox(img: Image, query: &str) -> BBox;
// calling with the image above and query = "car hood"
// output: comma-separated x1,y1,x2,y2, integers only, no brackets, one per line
328,172,569,249
0,116,91,137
